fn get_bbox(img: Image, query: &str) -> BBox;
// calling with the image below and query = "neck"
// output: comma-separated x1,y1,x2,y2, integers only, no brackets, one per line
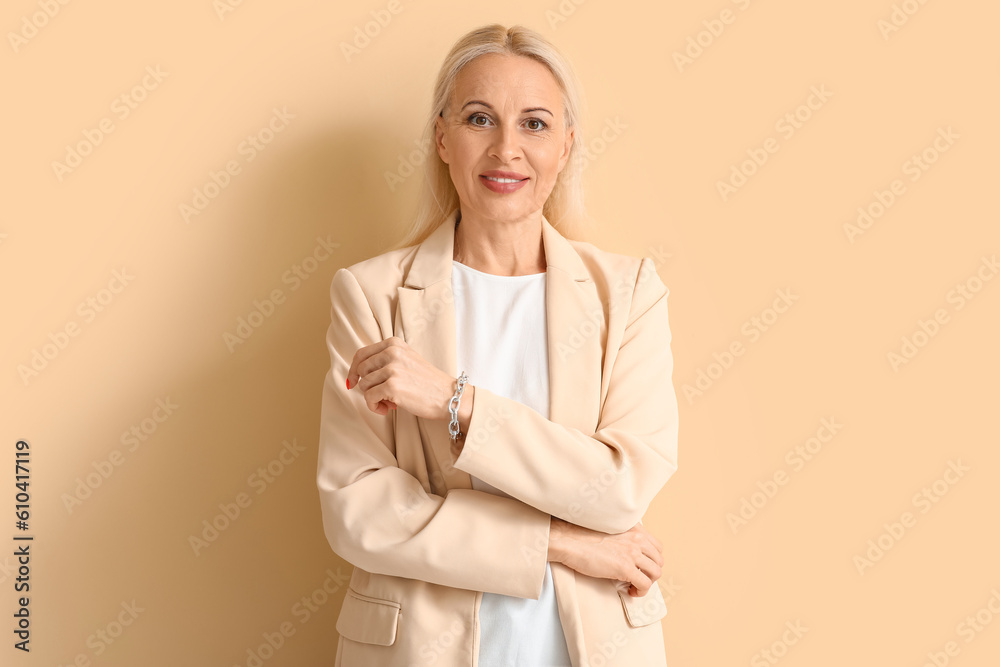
453,209,546,276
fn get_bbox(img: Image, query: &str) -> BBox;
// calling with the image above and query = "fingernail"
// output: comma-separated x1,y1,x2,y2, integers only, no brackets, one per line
346,377,351,390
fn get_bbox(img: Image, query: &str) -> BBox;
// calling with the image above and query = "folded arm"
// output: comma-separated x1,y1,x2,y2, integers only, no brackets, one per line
317,268,551,599
453,257,679,535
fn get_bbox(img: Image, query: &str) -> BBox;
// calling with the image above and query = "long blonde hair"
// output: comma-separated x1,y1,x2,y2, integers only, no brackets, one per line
387,23,589,252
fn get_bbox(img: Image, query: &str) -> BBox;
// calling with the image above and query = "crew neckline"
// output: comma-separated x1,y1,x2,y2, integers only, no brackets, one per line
452,260,546,280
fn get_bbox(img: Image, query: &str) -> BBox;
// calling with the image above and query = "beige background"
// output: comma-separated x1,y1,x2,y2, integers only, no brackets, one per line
2,0,998,665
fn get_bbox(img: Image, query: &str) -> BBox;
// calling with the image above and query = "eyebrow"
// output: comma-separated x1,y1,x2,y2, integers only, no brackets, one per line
460,100,554,117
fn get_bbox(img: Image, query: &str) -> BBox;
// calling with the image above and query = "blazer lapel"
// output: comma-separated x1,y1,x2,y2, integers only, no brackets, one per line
395,208,604,492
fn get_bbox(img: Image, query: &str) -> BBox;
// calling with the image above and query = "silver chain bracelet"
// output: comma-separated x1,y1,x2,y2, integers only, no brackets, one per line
448,371,469,440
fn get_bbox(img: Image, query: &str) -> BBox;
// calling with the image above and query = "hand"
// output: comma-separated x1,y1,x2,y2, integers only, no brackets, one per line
547,517,664,597
346,336,462,422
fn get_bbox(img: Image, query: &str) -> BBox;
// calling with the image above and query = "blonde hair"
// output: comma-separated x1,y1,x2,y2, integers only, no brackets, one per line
387,23,589,251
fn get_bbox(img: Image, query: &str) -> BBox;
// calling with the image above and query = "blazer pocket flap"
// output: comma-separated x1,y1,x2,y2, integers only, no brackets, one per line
336,589,401,646
617,580,668,628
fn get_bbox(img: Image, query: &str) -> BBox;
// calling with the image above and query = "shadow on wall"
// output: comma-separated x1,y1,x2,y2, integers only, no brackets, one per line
50,125,418,663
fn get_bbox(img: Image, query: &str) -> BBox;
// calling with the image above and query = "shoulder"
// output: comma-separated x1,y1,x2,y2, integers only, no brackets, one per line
567,238,670,321
330,244,417,301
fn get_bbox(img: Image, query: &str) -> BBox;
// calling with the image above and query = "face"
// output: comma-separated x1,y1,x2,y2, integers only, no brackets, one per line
435,52,575,225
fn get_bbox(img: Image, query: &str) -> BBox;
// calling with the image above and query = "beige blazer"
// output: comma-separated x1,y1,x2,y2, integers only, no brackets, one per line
317,208,679,666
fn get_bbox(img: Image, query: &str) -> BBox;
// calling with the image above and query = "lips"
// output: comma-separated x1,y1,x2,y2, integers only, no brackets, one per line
479,170,530,194
480,170,528,182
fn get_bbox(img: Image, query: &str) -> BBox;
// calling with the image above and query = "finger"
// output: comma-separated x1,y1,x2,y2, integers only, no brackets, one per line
647,530,663,552
628,528,663,569
347,345,370,388
629,583,649,597
642,536,664,568
373,400,397,416
626,563,653,595
628,567,653,597
347,338,395,388
358,367,393,414
635,523,663,553
359,344,406,395
635,553,662,583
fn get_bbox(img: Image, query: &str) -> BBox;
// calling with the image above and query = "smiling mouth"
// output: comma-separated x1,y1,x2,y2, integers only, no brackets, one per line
481,175,527,183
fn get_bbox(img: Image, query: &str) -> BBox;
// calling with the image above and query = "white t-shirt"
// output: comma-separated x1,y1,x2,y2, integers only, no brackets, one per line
451,259,572,667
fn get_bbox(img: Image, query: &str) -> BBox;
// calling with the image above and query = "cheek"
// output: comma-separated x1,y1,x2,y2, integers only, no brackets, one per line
450,140,480,177
535,148,564,182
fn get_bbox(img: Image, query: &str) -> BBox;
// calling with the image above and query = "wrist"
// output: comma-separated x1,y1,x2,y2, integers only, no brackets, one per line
441,376,456,422
547,516,567,564
445,374,473,442
458,385,474,434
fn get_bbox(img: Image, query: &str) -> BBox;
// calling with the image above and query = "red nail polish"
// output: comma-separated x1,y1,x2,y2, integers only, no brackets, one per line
346,377,351,390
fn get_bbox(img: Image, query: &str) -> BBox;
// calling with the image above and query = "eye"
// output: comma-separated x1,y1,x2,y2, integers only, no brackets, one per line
466,113,548,131
468,113,492,127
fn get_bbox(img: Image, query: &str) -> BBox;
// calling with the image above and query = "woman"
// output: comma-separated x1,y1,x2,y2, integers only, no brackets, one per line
317,23,679,667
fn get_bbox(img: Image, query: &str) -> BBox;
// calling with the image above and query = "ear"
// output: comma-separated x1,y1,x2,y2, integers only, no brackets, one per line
557,125,575,173
435,113,450,164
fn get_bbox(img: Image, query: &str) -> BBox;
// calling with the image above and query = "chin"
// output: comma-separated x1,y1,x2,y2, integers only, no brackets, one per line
473,200,538,222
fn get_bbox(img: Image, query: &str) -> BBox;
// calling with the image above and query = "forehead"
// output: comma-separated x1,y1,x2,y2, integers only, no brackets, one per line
454,53,562,104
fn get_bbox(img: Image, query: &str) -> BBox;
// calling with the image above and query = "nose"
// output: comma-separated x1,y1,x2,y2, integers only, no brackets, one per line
488,121,521,163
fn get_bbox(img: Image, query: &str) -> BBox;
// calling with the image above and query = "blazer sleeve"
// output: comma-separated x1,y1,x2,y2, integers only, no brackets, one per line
316,267,552,600
452,257,679,535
